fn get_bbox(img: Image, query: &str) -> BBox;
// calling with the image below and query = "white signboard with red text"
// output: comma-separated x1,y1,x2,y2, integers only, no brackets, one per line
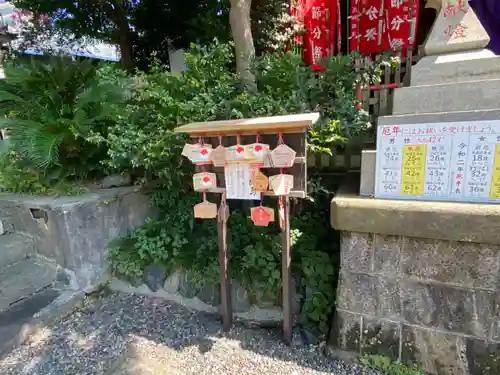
375,121,500,203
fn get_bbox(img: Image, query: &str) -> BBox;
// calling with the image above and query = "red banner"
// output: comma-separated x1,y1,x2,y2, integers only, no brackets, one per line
294,0,338,70
349,0,419,56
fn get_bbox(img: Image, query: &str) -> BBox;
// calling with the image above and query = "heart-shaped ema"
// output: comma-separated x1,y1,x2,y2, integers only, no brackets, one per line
236,146,244,153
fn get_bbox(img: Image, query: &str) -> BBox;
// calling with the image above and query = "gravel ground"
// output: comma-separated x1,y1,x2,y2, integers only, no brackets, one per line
0,292,380,375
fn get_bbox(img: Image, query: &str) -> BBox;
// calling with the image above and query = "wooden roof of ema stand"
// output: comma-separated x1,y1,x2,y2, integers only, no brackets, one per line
173,113,320,136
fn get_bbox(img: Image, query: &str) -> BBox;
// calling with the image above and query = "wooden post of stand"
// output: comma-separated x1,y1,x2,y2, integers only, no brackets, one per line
281,196,292,344
218,193,232,331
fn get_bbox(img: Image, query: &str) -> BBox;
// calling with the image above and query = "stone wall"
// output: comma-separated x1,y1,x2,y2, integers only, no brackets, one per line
109,267,305,330
0,187,153,290
330,188,500,375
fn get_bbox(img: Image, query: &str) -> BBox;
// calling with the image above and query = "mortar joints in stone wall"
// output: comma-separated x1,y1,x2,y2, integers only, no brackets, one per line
370,233,376,273
404,275,495,292
336,307,497,343
358,313,364,356
399,236,406,276
397,320,403,362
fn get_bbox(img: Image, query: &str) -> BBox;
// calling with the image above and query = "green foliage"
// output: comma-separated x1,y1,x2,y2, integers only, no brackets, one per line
251,0,300,55
103,41,390,180
360,355,425,375
0,57,127,193
0,152,82,195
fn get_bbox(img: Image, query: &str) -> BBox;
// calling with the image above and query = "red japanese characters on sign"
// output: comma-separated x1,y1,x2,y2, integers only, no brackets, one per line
444,23,468,39
443,0,470,40
443,0,468,17
297,0,338,70
349,0,420,56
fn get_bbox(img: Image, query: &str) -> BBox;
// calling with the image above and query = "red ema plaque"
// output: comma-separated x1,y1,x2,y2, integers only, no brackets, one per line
251,206,272,227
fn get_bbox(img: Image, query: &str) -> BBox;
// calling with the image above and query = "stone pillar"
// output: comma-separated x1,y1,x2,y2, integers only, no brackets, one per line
341,4,500,372
410,0,499,87
330,185,500,375
390,0,500,122
169,49,187,76
359,0,500,196
424,0,488,55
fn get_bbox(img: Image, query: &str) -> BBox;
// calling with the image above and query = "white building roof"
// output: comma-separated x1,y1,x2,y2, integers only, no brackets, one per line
0,1,120,62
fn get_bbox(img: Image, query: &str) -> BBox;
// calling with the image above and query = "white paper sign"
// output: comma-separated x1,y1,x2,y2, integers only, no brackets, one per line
375,120,500,203
224,163,260,200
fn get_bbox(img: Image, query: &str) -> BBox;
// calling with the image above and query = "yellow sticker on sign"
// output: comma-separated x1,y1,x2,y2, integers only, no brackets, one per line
400,144,426,196
490,144,500,199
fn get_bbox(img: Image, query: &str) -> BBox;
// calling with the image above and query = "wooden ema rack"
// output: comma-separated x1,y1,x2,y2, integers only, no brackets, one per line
174,113,319,344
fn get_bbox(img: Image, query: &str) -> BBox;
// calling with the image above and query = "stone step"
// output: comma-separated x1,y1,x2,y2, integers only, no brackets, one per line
392,79,500,116
410,51,500,86
0,258,57,312
0,234,34,269
0,288,61,358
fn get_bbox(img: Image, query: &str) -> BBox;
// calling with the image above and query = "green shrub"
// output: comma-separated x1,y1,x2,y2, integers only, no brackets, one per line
104,41,390,179
0,56,128,193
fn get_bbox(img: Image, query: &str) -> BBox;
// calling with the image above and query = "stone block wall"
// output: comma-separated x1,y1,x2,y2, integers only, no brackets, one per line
330,192,500,375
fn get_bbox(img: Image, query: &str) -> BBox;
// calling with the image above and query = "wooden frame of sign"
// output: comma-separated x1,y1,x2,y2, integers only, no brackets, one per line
174,113,319,344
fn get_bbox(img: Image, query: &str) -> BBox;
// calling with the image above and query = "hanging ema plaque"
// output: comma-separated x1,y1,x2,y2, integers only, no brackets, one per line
194,199,218,219
375,120,500,203
250,206,273,227
251,170,269,192
193,172,217,191
269,173,294,196
182,143,213,164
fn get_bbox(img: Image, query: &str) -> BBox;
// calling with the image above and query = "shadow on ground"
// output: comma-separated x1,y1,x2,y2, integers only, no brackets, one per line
0,291,356,375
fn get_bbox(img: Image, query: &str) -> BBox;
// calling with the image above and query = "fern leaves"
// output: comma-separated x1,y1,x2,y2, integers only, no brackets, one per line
0,56,127,181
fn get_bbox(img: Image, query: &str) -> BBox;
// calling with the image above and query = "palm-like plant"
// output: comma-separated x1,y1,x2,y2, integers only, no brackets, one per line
0,56,127,185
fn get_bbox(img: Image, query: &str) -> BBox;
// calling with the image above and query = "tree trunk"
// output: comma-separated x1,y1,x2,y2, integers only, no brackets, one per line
118,34,134,71
113,0,135,71
229,0,256,90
